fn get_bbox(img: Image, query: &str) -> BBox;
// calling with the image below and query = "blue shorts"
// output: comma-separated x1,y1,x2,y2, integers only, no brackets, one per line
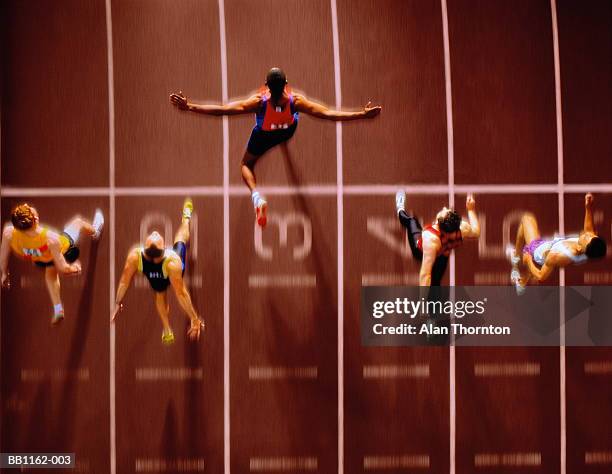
246,121,298,156
173,241,186,276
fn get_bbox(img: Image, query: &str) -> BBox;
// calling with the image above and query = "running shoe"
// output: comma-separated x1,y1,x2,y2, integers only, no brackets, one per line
182,197,194,222
505,244,520,267
256,198,268,228
395,190,406,214
92,209,104,240
51,311,65,326
162,328,175,345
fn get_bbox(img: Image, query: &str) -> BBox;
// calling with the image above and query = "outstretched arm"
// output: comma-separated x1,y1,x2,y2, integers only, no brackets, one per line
460,194,480,238
167,258,202,340
111,249,139,322
0,225,13,287
583,193,594,233
294,94,381,121
170,91,260,116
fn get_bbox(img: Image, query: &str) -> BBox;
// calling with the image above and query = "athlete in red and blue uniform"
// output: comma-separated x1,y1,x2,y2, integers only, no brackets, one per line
171,67,381,227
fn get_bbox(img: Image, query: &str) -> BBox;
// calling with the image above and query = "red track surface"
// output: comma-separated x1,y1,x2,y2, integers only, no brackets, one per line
1,1,611,473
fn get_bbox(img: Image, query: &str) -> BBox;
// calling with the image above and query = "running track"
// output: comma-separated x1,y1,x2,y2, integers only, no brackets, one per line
1,1,612,473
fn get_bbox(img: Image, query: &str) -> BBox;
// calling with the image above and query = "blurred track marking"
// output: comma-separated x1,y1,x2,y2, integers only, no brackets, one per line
585,451,612,465
217,0,231,471
3,183,612,197
474,362,540,377
248,274,316,288
363,364,430,379
135,458,205,472
474,452,541,467
250,457,318,471
21,368,90,382
248,366,318,380
363,454,430,470
105,0,117,472
330,0,344,472
441,1,456,472
134,367,203,381
361,273,418,286
583,361,612,375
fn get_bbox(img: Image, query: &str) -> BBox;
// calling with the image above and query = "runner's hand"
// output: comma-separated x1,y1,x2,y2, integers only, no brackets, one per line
363,101,382,118
466,194,476,211
111,303,123,323
585,193,594,208
66,262,81,275
170,91,189,110
187,318,204,341
1,272,9,289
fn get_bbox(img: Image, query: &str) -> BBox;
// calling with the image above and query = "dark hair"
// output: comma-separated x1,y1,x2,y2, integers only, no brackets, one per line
585,236,607,259
144,246,164,259
11,203,36,230
438,209,462,233
266,67,287,98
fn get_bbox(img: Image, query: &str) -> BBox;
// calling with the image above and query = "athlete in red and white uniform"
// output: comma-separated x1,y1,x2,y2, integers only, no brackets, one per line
395,192,480,286
171,67,381,227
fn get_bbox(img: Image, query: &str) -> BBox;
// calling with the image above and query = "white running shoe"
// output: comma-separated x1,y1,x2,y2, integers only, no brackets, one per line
510,269,526,296
505,244,520,267
92,209,104,240
395,190,406,214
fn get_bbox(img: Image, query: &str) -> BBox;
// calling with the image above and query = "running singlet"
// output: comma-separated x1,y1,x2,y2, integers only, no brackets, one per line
254,86,298,131
10,227,70,264
417,224,463,256
531,236,587,267
137,248,180,292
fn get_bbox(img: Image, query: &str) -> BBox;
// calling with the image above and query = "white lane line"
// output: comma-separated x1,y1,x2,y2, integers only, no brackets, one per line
550,1,566,472
474,452,541,467
217,0,230,472
363,455,430,470
20,368,90,382
3,183,612,198
330,0,344,472
361,273,419,286
248,366,318,380
104,0,117,472
441,1,456,473
362,364,430,379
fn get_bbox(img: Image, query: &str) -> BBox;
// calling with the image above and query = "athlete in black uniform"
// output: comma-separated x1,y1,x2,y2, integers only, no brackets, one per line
111,199,204,344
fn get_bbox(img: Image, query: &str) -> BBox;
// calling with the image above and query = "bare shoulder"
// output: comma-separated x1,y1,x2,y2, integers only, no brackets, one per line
126,247,140,264
2,224,14,239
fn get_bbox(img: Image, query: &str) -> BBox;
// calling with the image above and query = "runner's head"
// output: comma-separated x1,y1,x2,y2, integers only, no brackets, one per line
266,67,287,100
144,231,165,260
11,203,39,231
436,207,462,234
579,231,607,259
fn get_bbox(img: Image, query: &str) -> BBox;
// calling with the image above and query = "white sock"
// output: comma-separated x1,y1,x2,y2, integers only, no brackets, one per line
54,303,64,316
92,209,104,238
251,190,261,208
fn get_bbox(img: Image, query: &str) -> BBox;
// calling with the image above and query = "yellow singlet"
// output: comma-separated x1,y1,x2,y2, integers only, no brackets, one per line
10,226,71,264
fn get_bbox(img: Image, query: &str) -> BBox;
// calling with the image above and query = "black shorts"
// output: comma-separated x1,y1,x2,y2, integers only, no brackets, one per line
35,232,80,268
246,121,298,157
147,242,187,293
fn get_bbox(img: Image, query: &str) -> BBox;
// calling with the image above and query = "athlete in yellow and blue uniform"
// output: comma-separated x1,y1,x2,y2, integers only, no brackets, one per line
112,198,204,345
0,203,104,323
170,67,381,227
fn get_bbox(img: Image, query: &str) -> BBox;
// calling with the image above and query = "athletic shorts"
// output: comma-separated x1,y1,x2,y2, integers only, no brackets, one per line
173,241,187,276
246,121,298,156
35,232,80,268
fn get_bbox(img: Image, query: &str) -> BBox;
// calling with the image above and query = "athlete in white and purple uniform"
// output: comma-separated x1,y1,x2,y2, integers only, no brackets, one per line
170,67,381,227
507,193,607,294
